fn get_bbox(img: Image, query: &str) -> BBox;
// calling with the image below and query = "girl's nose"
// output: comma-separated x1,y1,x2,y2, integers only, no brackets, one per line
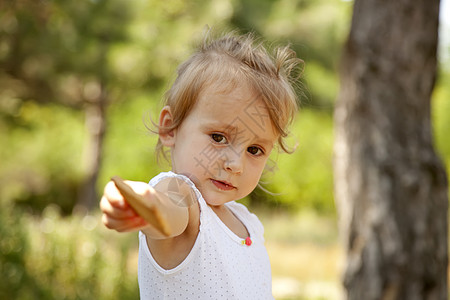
224,154,243,175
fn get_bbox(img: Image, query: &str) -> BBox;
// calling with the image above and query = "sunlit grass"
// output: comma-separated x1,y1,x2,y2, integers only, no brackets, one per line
259,209,344,300
1,203,344,299
6,204,450,299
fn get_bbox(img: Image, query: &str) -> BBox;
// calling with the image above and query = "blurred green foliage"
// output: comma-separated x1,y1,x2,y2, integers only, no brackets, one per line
434,69,450,170
0,102,85,213
1,0,352,214
263,109,335,212
1,0,449,298
0,202,139,299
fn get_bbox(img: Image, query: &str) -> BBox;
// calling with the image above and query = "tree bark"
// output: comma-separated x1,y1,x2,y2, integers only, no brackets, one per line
75,39,110,213
75,81,108,212
334,0,448,299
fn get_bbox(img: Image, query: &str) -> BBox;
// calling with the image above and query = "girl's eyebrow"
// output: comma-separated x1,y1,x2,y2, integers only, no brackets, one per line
202,121,237,132
255,137,275,146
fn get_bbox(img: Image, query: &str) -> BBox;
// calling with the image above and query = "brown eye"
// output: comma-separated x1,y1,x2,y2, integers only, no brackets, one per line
247,146,263,156
211,134,227,144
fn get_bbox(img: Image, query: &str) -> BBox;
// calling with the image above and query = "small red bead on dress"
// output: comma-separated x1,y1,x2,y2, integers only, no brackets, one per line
241,237,252,246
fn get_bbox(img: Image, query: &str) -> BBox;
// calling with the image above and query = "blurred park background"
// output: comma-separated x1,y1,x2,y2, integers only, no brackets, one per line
1,0,449,299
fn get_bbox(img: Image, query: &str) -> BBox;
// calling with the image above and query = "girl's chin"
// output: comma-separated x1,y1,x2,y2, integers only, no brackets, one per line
203,197,228,207
202,192,234,207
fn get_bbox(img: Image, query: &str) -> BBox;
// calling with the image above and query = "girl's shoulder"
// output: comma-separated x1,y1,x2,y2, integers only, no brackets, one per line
149,171,187,187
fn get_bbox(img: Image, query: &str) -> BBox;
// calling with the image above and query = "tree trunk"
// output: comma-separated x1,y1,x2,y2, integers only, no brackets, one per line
75,39,110,213
333,0,448,299
76,82,107,213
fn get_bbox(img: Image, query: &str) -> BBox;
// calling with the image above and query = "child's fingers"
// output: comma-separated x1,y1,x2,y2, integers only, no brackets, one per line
101,179,154,232
100,196,136,219
118,217,148,232
102,214,148,232
103,181,128,208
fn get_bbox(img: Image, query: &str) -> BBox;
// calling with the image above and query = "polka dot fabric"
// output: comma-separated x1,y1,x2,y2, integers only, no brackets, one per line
138,172,274,299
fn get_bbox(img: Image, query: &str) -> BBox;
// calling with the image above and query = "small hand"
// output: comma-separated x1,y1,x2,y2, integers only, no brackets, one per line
100,180,150,232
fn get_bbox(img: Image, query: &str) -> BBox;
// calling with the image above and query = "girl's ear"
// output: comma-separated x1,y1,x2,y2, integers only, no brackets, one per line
159,106,176,147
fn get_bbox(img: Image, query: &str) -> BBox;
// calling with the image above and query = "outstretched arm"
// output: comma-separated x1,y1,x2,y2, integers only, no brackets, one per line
100,176,194,239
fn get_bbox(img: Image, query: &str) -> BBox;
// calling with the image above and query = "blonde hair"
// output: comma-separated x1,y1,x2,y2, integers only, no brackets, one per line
155,31,303,161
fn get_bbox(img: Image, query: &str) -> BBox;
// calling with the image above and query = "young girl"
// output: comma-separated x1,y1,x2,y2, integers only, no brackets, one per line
100,31,302,299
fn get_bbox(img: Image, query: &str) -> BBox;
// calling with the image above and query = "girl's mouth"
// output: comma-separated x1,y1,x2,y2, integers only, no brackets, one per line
210,179,236,191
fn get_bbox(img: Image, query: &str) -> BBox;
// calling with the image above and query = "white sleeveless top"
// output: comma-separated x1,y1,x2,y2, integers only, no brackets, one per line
138,172,273,299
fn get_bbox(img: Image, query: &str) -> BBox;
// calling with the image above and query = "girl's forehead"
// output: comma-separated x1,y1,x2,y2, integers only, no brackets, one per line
201,76,252,96
193,84,278,140
198,82,259,109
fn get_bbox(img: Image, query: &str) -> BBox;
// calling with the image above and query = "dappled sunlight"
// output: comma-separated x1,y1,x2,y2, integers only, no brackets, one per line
0,206,140,299
1,205,343,299
260,210,344,299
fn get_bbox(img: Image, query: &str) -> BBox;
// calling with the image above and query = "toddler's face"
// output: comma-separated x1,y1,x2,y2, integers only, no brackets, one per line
168,83,278,207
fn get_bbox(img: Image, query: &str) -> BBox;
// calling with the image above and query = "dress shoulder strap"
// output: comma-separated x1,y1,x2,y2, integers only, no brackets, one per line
149,171,210,225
